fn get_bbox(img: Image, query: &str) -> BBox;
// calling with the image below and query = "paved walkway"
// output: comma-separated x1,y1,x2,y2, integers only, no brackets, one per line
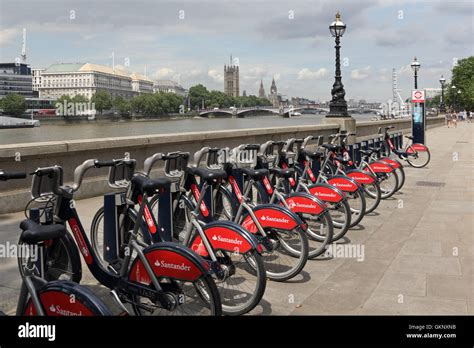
0,122,472,315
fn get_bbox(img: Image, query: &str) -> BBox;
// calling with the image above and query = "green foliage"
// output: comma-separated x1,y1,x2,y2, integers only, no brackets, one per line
91,90,113,114
446,56,474,110
113,96,131,116
188,84,271,109
130,92,183,115
1,93,27,117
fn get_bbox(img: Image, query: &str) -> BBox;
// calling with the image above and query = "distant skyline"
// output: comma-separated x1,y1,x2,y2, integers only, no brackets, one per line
1,0,472,102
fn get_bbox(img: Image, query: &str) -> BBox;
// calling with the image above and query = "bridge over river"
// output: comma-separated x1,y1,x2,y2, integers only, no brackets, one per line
198,106,380,117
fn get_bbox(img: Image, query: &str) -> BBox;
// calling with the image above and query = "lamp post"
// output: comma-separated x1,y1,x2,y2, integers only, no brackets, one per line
327,12,349,117
439,75,446,113
451,85,456,111
457,90,462,111
411,57,420,89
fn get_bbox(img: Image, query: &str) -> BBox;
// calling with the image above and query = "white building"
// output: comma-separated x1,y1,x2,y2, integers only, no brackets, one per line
32,68,44,92
39,63,153,100
153,80,187,96
131,73,154,94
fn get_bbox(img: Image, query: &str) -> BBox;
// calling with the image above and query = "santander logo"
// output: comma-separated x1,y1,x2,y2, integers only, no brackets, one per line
332,182,354,188
69,220,92,264
287,200,318,210
260,215,290,224
49,304,83,316
351,176,370,182
372,166,388,171
154,260,191,272
212,234,243,245
313,191,337,198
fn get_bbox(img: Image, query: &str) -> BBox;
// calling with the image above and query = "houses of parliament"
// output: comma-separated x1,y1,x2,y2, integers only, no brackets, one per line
224,56,281,107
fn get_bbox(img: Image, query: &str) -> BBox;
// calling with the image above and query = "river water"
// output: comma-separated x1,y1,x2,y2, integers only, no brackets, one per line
0,113,376,145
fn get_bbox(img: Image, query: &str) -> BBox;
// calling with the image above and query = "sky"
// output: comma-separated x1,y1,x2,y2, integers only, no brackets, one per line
0,0,472,102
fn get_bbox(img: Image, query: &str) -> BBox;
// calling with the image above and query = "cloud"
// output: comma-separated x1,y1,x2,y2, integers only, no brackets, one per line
208,69,223,82
351,66,371,80
0,28,21,45
155,68,174,79
297,68,328,80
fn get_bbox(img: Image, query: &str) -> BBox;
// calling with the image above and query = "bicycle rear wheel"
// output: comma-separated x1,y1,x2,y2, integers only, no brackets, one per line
378,171,399,199
212,249,266,315
301,210,333,259
346,189,366,228
23,280,112,316
406,147,431,168
260,226,309,282
363,181,381,214
131,274,222,316
326,199,351,241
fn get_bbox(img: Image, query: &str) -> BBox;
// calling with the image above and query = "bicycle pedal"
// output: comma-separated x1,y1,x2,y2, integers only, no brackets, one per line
110,290,131,315
107,261,122,274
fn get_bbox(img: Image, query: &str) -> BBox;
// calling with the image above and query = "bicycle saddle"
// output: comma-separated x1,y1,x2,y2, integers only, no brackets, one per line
19,219,66,244
368,147,383,153
269,167,295,178
131,175,171,195
241,168,269,179
359,149,373,156
301,149,323,160
186,167,227,182
321,144,340,151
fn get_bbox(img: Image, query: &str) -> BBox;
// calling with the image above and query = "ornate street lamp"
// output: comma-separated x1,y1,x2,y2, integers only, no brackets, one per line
327,12,349,117
451,85,456,110
457,90,462,111
411,56,420,89
439,75,446,112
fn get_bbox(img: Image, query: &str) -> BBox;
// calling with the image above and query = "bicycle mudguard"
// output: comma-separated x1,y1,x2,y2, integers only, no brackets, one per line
284,192,326,215
129,242,209,283
366,161,395,173
327,175,360,193
406,143,429,153
241,204,304,233
377,157,402,169
345,169,376,184
24,280,112,316
190,220,258,257
307,183,346,203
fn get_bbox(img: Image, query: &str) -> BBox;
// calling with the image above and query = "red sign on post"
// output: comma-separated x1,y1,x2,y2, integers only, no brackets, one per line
412,90,425,103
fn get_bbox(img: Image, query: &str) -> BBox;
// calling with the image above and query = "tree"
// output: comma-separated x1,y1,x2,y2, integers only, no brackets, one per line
91,90,112,114
113,96,131,116
188,84,210,109
448,56,474,110
73,94,89,103
2,93,27,117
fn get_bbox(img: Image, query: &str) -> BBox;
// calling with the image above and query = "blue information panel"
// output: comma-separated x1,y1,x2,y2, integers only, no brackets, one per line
412,102,426,144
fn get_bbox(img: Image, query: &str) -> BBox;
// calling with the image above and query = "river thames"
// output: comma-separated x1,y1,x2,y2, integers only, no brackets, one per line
0,113,377,145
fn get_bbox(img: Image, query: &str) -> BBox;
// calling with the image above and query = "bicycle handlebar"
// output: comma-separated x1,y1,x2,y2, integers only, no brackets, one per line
71,159,128,192
0,171,27,181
